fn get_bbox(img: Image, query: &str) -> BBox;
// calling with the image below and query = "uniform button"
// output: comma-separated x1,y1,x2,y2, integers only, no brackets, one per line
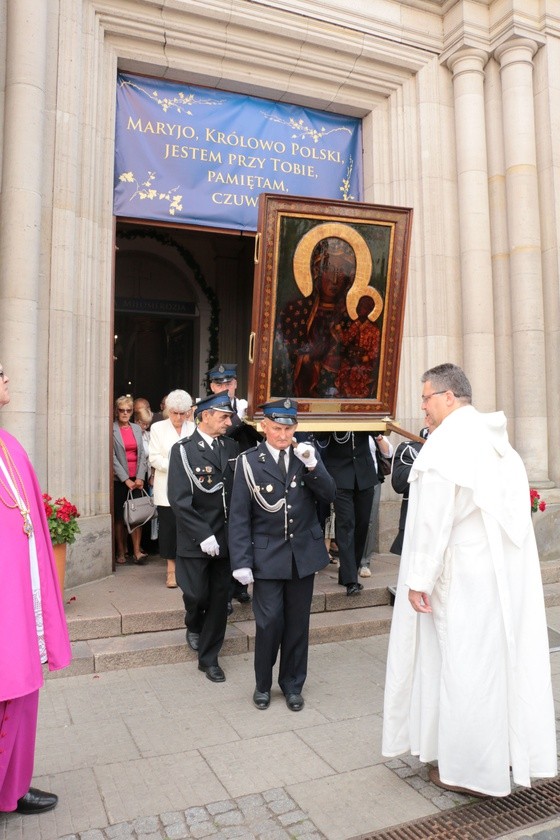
289,518,294,523
290,534,294,538
287,504,292,510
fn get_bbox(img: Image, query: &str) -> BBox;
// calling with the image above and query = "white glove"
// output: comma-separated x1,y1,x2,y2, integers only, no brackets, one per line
293,442,318,469
233,567,254,586
200,535,220,556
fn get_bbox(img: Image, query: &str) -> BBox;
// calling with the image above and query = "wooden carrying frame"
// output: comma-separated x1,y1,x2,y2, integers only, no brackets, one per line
247,194,413,429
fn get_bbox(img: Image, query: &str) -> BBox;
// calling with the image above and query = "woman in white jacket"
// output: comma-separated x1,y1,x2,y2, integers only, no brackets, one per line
149,390,194,587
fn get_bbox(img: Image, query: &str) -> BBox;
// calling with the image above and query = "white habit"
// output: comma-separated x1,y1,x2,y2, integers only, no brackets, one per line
382,405,557,796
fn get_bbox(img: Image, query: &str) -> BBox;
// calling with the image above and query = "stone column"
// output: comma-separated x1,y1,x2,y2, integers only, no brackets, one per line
0,0,48,458
447,49,496,411
484,58,514,422
494,38,549,482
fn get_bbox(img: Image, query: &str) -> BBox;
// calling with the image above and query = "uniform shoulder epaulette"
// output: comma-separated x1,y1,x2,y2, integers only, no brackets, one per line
243,445,260,456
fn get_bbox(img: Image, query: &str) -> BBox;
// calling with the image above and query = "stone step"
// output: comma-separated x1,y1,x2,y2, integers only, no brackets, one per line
53,554,560,678
63,554,400,642
52,604,394,678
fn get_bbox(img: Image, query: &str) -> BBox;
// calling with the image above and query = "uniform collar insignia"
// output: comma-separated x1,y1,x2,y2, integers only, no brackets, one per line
258,452,266,462
198,440,205,448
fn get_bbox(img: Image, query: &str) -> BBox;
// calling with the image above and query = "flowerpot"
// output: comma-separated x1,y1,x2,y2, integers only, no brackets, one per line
52,543,67,592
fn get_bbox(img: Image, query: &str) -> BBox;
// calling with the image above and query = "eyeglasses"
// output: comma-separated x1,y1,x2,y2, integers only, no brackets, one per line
118,407,132,413
421,390,447,405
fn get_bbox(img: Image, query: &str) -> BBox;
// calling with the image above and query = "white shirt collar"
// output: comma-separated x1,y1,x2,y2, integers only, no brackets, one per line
198,428,217,447
265,441,290,464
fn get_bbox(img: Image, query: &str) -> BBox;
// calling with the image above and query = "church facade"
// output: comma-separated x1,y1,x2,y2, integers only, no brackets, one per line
0,0,558,584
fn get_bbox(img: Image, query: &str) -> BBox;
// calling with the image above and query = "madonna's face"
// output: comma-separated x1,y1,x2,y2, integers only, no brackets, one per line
318,252,353,302
313,239,355,303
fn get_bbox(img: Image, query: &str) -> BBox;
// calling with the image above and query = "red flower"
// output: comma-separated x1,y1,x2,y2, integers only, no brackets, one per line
530,488,546,514
42,494,80,545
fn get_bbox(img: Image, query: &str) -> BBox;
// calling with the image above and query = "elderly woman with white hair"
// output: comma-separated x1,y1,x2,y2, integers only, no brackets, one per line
149,390,195,587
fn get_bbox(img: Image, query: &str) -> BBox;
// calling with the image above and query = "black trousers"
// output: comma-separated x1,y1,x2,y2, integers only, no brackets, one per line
252,567,315,696
175,554,230,668
229,576,249,601
335,483,375,586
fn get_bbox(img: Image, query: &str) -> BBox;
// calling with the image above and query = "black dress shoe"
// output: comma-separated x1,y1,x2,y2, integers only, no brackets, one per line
346,583,363,596
199,663,226,682
236,591,251,604
227,601,234,616
186,630,200,651
285,693,304,712
16,788,58,815
253,689,271,710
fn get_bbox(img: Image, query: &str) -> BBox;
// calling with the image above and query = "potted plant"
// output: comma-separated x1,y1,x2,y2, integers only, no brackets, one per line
42,494,80,591
530,488,546,514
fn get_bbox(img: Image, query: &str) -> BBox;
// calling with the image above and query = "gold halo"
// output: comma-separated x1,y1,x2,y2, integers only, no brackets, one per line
292,222,383,322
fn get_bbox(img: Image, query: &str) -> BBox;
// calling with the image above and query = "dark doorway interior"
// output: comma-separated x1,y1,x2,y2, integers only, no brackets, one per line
113,313,195,407
114,221,255,408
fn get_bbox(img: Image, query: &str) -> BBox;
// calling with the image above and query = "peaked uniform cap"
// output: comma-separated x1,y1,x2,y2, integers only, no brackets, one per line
259,398,298,425
194,393,234,417
207,362,237,382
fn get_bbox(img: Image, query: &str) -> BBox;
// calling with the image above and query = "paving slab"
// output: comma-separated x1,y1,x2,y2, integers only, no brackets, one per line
94,752,230,824
295,713,385,772
287,764,438,840
201,731,335,798
35,717,142,774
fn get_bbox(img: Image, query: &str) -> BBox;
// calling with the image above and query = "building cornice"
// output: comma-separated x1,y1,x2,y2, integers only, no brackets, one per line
93,0,435,115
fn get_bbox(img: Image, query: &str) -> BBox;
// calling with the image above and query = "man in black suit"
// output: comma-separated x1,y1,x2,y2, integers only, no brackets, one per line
168,393,239,683
316,432,378,595
229,398,336,711
207,362,262,612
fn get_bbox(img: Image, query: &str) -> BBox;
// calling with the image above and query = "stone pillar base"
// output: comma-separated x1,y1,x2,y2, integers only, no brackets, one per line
65,514,113,588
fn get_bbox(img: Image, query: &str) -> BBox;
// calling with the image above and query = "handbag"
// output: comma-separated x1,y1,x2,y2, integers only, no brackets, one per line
123,489,156,533
375,438,392,480
378,453,392,477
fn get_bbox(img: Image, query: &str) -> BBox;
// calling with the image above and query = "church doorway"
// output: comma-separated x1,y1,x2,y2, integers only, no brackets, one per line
114,221,255,408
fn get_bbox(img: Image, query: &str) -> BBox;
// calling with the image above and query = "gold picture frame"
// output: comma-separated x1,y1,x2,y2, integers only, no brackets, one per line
247,194,413,428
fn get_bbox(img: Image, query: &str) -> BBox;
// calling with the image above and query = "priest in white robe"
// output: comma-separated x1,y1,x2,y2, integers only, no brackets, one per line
382,363,557,797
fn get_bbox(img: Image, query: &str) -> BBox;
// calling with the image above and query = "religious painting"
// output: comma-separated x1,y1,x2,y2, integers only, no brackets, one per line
247,194,413,426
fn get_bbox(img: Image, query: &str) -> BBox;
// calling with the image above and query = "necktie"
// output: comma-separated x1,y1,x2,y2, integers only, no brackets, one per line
211,439,219,453
279,449,287,479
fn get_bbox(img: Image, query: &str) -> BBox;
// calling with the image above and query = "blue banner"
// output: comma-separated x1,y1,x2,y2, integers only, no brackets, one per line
114,73,362,231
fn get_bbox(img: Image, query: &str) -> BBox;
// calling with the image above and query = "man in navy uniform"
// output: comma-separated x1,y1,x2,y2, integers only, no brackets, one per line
168,393,239,683
207,362,261,453
207,361,261,611
228,398,336,711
